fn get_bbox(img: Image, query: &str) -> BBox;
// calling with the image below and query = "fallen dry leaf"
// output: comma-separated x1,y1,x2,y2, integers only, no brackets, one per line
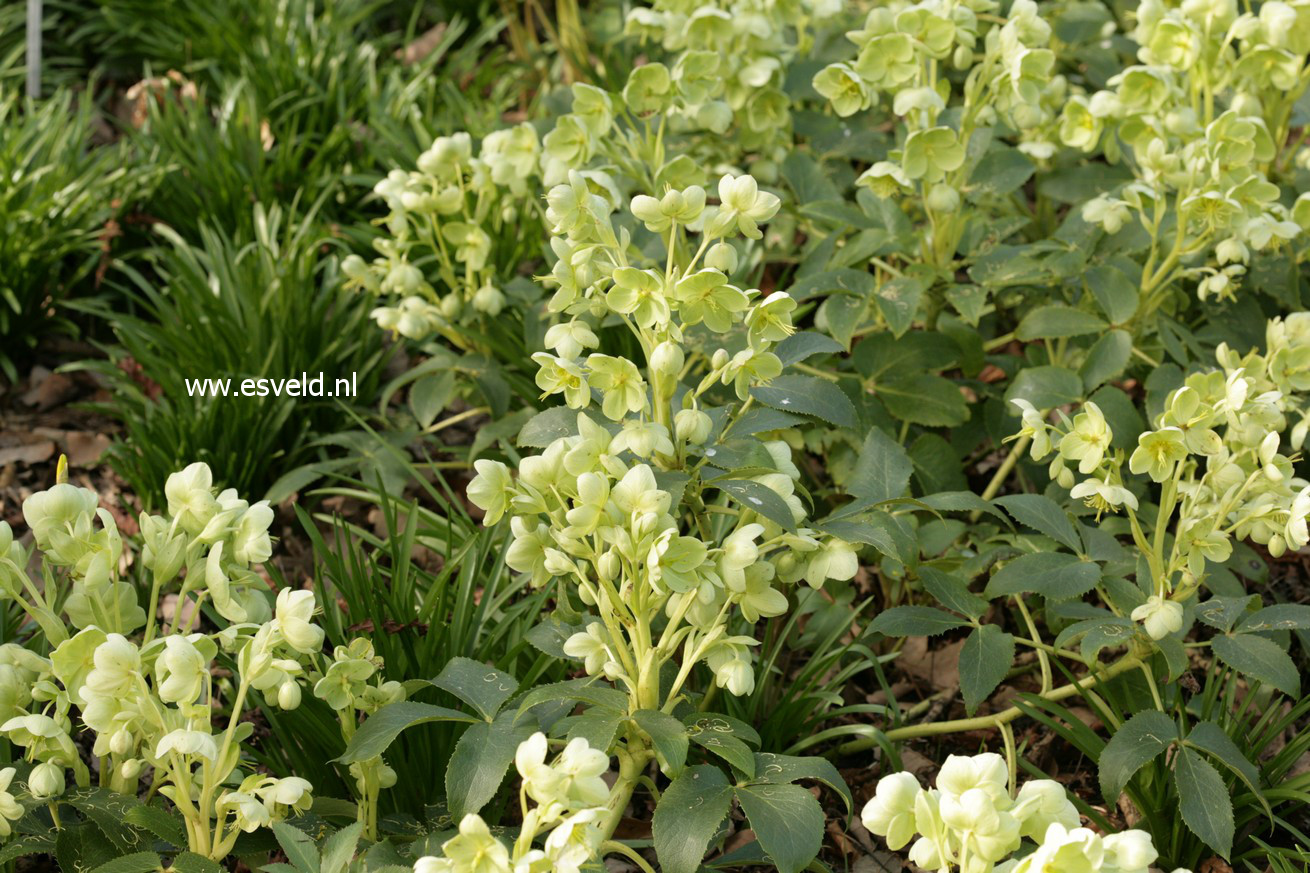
0,441,56,466
65,431,112,467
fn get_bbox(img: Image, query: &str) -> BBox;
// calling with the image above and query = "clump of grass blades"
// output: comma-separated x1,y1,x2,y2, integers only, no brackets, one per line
73,203,390,502
0,87,143,382
252,461,563,818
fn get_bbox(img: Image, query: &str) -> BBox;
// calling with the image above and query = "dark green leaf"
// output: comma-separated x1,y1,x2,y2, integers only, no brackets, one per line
338,702,478,764
633,710,689,776
89,852,161,873
716,479,797,531
1085,265,1139,325
750,753,853,812
776,331,843,366
993,494,1082,553
917,566,987,620
1211,634,1300,696
1175,746,1235,859
869,606,969,637
1183,721,1263,808
848,428,912,503
431,657,519,721
875,276,927,338
1079,330,1132,391
653,765,734,873
1098,710,1177,802
878,374,968,426
734,784,824,873
959,625,1015,715
1236,603,1310,632
1005,366,1083,409
271,822,320,873
1017,305,1107,341
446,713,536,818
985,552,1101,601
751,376,857,428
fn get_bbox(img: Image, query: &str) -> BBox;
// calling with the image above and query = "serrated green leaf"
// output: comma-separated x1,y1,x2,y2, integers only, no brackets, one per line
917,566,987,620
870,606,969,637
776,331,843,366
1211,633,1300,696
320,823,363,873
735,783,824,873
431,657,519,721
1176,746,1235,859
848,427,912,503
751,752,853,812
1017,304,1107,341
170,852,222,873
338,702,479,764
875,275,927,338
1236,603,1310,632
271,822,320,873
633,710,689,776
985,552,1100,602
515,678,629,717
1005,366,1083,409
1098,710,1176,802
751,375,857,427
692,731,756,778
1183,721,1265,815
878,374,968,426
715,479,797,531
445,713,535,819
993,494,1082,553
652,765,734,873
959,625,1015,715
1053,617,1136,662
89,852,162,873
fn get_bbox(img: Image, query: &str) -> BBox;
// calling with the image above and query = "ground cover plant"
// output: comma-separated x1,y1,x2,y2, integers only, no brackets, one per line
2,0,1310,872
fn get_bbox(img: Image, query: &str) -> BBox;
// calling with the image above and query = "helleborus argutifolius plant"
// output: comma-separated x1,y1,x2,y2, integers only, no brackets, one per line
343,126,545,342
418,171,858,873
1013,314,1310,628
0,462,404,856
622,0,839,171
861,754,1178,873
1057,0,1310,318
813,0,1061,276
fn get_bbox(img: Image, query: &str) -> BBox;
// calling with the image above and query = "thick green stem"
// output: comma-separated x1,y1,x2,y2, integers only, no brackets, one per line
834,656,1143,756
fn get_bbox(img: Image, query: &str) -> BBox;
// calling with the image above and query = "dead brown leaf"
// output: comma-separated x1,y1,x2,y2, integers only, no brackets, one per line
0,441,56,466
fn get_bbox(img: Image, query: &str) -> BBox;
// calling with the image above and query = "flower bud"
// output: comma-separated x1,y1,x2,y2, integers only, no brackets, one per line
711,349,730,370
926,184,960,213
29,762,64,800
440,293,462,320
651,342,685,380
110,728,133,757
953,45,974,69
675,409,713,444
120,759,143,780
378,764,397,789
597,550,621,583
472,284,505,316
704,242,738,273
278,680,302,710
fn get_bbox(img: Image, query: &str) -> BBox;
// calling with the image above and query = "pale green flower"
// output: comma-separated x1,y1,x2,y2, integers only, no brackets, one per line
1131,595,1184,640
901,127,966,183
155,635,209,705
709,174,780,239
607,267,670,327
1129,427,1189,482
745,291,797,345
156,728,219,762
275,589,324,655
1058,402,1112,473
814,63,871,117
861,772,922,851
623,63,672,114
674,269,750,331
532,353,591,409
468,460,514,525
416,813,511,873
